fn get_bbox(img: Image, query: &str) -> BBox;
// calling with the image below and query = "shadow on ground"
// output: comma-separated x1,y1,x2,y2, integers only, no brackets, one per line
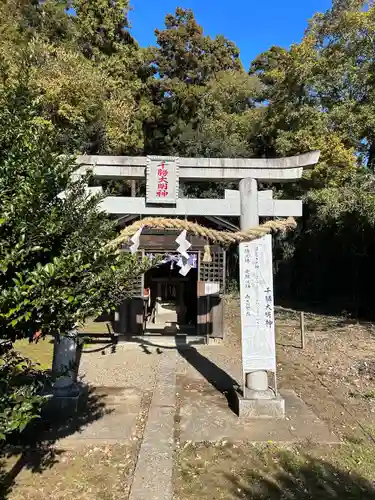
0,383,110,499
177,346,241,413
126,337,242,413
228,450,375,499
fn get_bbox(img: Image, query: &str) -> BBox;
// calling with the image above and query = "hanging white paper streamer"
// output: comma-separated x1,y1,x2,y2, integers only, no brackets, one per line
179,262,192,276
176,230,191,259
176,255,192,276
129,226,143,254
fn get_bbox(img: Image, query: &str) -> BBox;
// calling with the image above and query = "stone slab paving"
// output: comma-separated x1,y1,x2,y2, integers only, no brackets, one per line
56,341,339,498
177,344,339,444
60,387,143,446
58,346,161,447
179,382,339,443
128,350,177,500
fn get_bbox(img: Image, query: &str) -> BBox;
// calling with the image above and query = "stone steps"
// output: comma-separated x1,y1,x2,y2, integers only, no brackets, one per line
117,335,222,347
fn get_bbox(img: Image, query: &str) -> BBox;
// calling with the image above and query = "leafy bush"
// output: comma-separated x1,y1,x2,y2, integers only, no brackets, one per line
0,72,150,442
0,348,51,441
0,78,148,342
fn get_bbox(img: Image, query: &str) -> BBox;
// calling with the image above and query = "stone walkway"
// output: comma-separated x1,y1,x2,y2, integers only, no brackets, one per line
57,341,339,499
129,350,176,500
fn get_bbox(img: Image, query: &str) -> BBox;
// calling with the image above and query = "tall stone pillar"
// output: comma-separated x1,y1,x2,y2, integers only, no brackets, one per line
240,179,268,395
238,178,285,418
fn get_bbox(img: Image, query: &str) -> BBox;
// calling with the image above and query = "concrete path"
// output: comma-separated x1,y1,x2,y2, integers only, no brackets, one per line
128,350,177,500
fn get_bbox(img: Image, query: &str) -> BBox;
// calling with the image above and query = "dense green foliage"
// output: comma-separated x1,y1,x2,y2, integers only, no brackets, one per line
0,76,146,440
0,81,146,341
0,345,50,441
1,0,375,319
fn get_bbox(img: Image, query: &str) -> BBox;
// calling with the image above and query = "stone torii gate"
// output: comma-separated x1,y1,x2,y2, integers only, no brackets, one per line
76,150,320,418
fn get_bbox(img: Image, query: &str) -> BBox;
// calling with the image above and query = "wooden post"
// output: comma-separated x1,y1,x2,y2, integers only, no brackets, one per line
197,281,208,336
300,311,305,349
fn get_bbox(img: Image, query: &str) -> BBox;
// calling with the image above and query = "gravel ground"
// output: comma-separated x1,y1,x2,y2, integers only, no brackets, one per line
79,343,161,389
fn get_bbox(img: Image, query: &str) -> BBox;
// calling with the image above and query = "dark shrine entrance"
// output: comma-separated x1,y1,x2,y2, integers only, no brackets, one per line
116,223,228,339
143,253,198,334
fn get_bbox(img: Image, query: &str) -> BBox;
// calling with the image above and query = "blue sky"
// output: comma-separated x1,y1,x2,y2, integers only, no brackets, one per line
128,0,332,70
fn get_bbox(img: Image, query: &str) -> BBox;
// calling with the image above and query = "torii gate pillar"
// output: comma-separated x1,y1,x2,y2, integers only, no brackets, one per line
238,178,285,417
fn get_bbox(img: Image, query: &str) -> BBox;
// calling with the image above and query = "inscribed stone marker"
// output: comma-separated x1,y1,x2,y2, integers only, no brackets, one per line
239,235,276,372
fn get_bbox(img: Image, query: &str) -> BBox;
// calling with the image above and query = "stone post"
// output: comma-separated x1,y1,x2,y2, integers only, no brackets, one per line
238,178,285,417
240,179,268,395
52,330,82,397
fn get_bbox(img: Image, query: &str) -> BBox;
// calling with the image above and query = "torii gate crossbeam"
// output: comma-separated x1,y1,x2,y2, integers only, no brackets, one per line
76,151,320,182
